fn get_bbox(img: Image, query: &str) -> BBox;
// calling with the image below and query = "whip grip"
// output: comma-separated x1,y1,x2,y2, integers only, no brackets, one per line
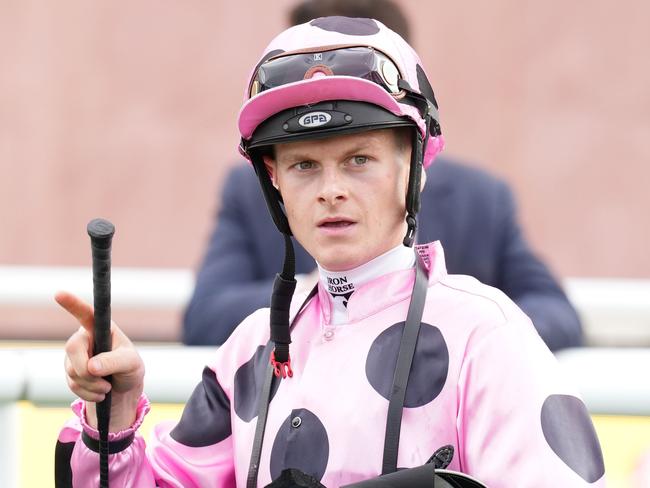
87,218,115,357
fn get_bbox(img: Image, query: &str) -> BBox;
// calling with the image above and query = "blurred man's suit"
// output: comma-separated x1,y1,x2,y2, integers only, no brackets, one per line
183,156,582,351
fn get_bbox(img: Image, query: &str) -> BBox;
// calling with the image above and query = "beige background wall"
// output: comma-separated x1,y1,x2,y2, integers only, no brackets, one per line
1,0,648,278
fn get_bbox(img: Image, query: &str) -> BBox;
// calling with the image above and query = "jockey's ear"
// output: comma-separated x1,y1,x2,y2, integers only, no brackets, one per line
262,155,279,189
419,167,427,193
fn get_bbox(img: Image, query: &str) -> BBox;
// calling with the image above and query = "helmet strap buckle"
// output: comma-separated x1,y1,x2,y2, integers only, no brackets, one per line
403,215,417,247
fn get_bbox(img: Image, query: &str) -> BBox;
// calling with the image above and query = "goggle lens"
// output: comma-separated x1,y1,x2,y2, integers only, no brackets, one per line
249,47,402,97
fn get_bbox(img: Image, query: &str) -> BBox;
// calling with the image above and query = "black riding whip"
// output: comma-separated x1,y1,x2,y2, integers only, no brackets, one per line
87,218,115,488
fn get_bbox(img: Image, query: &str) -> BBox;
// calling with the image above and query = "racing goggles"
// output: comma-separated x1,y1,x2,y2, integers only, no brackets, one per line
249,46,403,97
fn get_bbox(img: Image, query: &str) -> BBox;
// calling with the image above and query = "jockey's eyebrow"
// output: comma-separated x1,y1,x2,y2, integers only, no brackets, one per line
276,140,377,166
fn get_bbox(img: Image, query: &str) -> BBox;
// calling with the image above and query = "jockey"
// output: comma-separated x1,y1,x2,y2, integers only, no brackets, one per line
56,17,605,487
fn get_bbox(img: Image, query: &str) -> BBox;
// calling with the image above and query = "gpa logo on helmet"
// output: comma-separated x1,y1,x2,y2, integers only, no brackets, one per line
298,111,332,128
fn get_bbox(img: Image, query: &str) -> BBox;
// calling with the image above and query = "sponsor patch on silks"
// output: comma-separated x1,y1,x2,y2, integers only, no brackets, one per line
415,244,432,271
327,275,355,308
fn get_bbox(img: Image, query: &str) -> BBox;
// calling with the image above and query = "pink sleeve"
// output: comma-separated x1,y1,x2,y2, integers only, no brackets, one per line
457,317,606,487
56,395,157,487
56,365,237,487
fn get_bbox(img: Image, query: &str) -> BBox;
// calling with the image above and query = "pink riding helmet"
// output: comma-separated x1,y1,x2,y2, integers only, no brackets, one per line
237,16,444,168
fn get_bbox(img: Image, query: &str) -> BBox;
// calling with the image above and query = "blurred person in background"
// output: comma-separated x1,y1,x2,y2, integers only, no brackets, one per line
183,0,582,351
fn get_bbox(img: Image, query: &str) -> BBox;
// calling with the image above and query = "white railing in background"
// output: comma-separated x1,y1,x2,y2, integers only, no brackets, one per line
3,346,646,414
2,265,649,345
0,266,194,308
564,278,650,345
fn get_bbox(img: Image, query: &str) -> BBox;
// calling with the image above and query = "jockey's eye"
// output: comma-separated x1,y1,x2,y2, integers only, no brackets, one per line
294,161,315,171
352,156,368,166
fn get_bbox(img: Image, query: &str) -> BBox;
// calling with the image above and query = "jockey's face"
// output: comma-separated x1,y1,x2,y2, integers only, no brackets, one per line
265,128,415,271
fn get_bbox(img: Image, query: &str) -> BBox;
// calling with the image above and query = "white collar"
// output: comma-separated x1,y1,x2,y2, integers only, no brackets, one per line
317,244,415,325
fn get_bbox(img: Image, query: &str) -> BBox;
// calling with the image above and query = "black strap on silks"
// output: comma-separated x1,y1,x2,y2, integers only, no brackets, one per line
246,360,276,488
247,285,319,488
381,254,429,475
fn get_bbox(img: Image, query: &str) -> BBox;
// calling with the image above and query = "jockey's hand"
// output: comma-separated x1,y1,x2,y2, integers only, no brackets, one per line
56,291,145,432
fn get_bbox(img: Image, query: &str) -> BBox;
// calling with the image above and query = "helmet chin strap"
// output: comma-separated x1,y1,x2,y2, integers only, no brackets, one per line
250,152,297,378
403,128,425,247
269,234,297,379
398,78,434,248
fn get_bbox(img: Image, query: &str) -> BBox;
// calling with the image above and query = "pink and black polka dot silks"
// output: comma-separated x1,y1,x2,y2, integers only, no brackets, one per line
57,242,605,486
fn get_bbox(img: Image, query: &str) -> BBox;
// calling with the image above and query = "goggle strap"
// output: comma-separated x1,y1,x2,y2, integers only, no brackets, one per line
397,79,442,137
